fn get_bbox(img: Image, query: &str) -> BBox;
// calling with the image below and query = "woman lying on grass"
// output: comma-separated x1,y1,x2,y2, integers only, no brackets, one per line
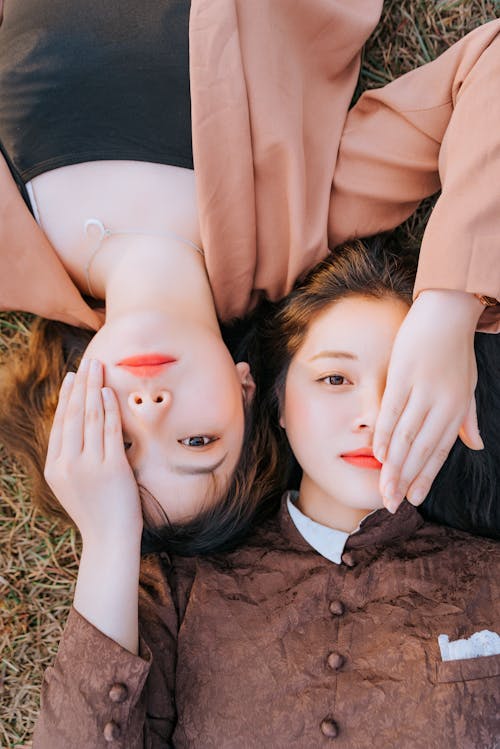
34,238,500,748
1,7,500,553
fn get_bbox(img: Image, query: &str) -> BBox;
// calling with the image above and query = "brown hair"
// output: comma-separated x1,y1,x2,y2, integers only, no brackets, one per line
0,319,93,523
0,317,283,555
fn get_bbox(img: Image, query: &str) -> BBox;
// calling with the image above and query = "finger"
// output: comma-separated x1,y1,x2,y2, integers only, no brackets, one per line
379,393,430,502
373,381,411,464
406,423,462,506
102,387,126,460
62,357,91,457
458,396,484,451
385,408,458,510
46,371,76,463
83,359,104,459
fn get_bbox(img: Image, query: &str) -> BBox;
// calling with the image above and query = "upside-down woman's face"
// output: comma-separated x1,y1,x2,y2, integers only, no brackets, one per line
84,310,254,524
281,295,409,530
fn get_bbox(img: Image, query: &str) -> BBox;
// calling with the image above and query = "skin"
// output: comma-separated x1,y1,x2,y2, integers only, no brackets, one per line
282,294,410,531
82,236,254,523
32,161,485,514
374,289,484,512
43,290,482,655
31,162,254,523
45,366,143,653
45,292,409,655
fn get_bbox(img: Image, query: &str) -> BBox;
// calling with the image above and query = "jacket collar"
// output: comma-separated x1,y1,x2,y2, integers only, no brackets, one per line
279,491,424,560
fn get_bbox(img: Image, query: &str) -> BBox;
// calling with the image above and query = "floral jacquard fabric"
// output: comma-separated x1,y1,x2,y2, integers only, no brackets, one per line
34,500,500,749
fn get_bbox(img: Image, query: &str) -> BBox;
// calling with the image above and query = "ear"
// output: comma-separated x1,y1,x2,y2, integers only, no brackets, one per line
279,412,286,429
235,361,256,406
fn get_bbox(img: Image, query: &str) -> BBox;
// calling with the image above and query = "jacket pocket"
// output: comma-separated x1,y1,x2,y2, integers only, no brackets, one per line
434,652,500,684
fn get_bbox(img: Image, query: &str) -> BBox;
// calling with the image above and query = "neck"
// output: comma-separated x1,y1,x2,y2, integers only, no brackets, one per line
297,475,371,533
91,234,220,331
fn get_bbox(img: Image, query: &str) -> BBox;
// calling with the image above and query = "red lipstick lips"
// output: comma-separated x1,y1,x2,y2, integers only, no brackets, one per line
341,448,382,470
117,354,177,378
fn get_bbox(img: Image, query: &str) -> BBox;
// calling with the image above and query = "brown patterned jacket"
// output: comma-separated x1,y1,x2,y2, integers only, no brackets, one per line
33,500,500,749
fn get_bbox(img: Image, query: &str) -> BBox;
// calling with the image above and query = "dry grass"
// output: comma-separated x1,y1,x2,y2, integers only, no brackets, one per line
0,314,81,748
0,2,498,745
0,455,80,748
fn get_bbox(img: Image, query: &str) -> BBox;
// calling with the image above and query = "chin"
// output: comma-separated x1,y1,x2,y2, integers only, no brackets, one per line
343,490,384,511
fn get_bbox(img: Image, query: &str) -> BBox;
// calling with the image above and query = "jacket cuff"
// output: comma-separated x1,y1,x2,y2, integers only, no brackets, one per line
414,234,500,333
33,607,151,749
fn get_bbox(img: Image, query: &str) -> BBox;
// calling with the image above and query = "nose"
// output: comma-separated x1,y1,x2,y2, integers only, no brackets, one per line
352,384,383,433
127,388,172,422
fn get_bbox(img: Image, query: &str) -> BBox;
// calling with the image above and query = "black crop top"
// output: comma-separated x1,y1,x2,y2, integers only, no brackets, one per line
0,0,192,182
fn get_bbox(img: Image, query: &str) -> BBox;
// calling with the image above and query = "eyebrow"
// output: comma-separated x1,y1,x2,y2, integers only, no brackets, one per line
309,351,358,362
172,452,228,476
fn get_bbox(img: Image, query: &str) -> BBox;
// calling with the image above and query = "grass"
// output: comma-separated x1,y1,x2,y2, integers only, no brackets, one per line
0,2,498,745
0,462,79,748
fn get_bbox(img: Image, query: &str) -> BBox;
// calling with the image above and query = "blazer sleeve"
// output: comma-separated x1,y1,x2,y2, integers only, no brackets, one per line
32,558,180,749
328,19,500,332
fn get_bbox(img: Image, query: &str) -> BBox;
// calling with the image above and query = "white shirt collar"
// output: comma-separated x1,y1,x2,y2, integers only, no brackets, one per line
286,491,374,565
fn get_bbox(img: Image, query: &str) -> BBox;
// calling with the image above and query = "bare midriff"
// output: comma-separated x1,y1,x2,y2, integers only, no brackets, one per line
29,160,201,297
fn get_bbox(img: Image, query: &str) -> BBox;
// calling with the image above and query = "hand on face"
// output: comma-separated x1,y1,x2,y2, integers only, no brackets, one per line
82,312,251,524
373,289,483,513
44,358,143,546
282,296,407,531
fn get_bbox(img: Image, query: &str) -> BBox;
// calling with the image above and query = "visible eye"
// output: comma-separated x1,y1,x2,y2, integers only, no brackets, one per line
123,439,132,451
320,374,350,386
179,435,218,448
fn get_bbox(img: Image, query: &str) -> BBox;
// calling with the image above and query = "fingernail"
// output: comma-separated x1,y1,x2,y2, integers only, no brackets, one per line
375,445,386,463
79,357,90,370
385,498,400,514
101,387,112,402
407,489,425,505
90,359,100,374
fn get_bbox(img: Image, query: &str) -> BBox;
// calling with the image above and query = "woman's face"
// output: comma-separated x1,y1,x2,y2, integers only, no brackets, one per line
84,311,253,524
281,295,409,528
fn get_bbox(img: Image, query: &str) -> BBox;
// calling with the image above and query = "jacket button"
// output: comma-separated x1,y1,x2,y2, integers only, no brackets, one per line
109,683,128,703
320,718,339,738
327,652,344,670
329,600,344,616
103,721,121,742
341,551,355,567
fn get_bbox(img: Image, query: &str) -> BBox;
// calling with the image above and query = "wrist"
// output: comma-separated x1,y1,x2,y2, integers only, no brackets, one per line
75,538,141,655
415,289,484,330
81,528,142,561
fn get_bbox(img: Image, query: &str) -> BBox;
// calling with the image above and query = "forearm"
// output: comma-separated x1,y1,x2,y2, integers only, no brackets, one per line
33,553,180,749
74,533,142,654
33,555,182,749
34,365,162,748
